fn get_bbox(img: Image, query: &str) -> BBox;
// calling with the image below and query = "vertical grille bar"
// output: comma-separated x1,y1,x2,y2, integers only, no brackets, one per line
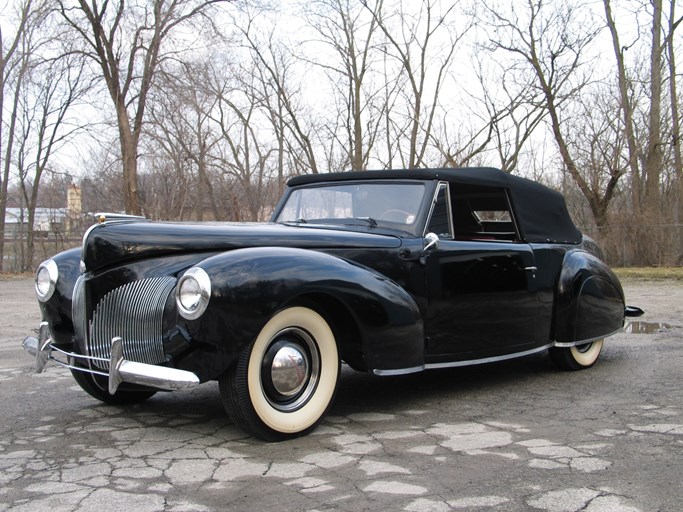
72,275,87,346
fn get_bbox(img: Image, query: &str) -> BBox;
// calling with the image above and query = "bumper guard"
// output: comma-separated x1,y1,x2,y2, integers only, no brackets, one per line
23,322,200,394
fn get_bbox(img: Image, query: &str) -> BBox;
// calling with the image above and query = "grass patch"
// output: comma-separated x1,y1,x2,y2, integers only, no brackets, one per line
613,267,683,281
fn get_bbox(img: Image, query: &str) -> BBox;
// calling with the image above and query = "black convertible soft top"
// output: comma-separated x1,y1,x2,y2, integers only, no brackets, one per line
287,167,583,244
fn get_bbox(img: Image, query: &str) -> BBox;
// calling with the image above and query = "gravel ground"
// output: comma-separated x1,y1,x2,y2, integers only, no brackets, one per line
0,277,681,512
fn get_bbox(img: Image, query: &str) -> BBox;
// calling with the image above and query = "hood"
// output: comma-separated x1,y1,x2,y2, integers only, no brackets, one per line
82,220,402,273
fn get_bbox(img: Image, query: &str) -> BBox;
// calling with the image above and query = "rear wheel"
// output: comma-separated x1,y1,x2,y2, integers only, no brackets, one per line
549,340,603,371
219,306,340,441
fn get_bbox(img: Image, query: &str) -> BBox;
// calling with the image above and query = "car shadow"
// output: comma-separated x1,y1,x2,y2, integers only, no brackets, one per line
330,352,557,417
71,351,590,441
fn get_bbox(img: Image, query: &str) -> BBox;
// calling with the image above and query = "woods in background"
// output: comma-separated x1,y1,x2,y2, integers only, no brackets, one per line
1,0,682,270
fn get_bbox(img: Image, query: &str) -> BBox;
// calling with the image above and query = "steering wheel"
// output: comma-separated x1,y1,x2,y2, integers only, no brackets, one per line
378,209,413,223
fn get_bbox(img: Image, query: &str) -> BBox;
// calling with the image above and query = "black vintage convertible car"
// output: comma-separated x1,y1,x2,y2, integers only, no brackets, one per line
23,167,642,440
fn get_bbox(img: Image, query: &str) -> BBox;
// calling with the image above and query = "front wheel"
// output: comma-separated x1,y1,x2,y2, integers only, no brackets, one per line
70,366,157,405
549,339,604,371
219,306,340,441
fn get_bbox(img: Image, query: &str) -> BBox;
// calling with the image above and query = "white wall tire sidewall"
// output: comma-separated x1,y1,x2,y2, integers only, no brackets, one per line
569,339,603,367
247,307,338,434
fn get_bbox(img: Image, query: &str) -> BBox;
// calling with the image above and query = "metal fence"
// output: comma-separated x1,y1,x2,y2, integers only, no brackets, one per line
2,236,81,273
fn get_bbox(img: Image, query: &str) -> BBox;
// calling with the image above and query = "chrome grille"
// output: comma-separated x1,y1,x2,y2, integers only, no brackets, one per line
87,277,176,370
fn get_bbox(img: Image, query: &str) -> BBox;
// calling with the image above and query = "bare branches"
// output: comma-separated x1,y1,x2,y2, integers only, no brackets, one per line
57,0,229,215
363,0,470,168
4,0,683,269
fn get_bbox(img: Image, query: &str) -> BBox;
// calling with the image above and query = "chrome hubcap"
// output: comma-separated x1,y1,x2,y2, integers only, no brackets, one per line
575,343,592,353
261,327,320,412
270,344,309,397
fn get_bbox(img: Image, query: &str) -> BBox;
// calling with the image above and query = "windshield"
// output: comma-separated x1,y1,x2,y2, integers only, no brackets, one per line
276,182,427,233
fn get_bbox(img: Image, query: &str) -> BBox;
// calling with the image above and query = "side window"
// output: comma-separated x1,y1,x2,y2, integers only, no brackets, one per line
450,185,519,242
427,183,453,238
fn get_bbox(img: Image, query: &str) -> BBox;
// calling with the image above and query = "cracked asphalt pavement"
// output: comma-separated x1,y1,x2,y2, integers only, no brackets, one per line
1,277,682,511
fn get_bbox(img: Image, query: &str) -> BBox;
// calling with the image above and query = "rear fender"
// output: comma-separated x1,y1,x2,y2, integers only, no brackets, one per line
554,250,625,344
179,247,424,380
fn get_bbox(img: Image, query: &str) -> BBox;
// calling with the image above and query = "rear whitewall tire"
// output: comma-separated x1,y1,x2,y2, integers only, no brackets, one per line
570,340,603,366
549,339,604,371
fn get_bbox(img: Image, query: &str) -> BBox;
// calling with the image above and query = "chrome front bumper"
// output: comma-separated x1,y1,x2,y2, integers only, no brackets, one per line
23,322,200,394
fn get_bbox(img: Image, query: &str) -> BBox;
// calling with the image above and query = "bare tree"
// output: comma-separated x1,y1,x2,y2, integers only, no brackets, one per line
214,70,278,222
15,50,89,270
481,0,624,228
664,0,683,261
80,141,126,213
644,0,664,226
146,60,224,220
57,0,227,216
305,0,384,171
0,0,42,270
603,0,643,218
603,0,683,263
363,0,469,169
431,62,546,173
237,12,320,179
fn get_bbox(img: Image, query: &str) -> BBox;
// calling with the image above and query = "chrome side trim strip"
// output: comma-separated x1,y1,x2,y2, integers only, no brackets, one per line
553,326,623,348
373,344,557,376
372,365,425,376
361,334,624,377
424,343,554,370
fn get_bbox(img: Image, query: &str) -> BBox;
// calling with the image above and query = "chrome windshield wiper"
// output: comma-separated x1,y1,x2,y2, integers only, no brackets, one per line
354,217,377,227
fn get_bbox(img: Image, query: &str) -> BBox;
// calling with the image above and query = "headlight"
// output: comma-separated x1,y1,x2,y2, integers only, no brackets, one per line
35,259,59,302
176,267,211,320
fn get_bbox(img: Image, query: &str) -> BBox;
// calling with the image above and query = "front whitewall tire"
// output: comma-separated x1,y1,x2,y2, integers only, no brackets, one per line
220,306,340,441
249,307,338,433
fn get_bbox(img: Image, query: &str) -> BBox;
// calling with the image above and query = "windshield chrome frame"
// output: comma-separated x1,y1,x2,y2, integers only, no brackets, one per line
423,181,454,238
273,179,433,236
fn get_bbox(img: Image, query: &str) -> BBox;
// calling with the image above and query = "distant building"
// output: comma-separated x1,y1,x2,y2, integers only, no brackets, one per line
67,184,82,213
4,208,67,238
4,183,88,240
67,184,83,233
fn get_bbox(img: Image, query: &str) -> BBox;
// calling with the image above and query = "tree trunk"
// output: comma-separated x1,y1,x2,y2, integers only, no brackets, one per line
603,0,643,218
0,72,23,271
667,0,683,262
352,79,363,171
117,107,141,216
645,0,663,213
643,0,664,264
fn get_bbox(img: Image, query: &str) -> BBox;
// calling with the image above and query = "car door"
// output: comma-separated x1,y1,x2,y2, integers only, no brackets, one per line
423,182,545,363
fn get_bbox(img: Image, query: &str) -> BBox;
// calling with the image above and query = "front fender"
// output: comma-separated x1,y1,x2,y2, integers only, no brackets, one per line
37,247,81,346
178,247,424,380
554,250,625,343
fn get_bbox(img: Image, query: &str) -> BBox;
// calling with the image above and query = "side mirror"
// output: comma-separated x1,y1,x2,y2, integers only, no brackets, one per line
423,232,439,253
422,232,439,256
